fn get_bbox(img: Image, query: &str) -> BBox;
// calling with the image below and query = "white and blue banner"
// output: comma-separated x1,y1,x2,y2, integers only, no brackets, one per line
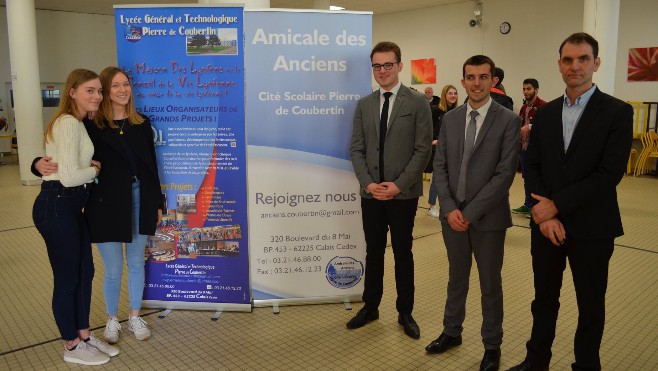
245,10,372,304
115,5,250,311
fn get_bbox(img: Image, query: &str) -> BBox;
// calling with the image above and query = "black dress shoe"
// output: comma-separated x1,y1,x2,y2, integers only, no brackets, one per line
397,314,420,339
425,333,462,353
346,308,379,329
506,359,548,371
480,349,501,371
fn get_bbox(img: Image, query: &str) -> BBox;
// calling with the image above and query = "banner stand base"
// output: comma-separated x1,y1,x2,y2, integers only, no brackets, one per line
158,309,173,319
211,311,222,321
343,299,353,311
253,295,362,309
143,300,252,313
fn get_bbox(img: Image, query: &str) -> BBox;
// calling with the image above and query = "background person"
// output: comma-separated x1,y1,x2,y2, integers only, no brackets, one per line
426,84,459,218
511,78,546,218
32,68,118,366
424,86,440,106
490,67,513,110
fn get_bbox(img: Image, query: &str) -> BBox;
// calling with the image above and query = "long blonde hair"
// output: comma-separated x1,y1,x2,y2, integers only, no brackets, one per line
94,66,144,129
45,69,99,143
438,84,458,112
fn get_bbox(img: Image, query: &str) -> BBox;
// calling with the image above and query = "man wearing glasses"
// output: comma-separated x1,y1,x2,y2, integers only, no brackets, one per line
348,41,432,339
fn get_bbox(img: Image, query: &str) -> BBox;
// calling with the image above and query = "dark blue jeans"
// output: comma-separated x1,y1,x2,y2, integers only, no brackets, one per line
33,181,94,341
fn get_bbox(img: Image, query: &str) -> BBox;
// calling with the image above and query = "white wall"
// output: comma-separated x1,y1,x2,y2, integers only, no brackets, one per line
373,0,657,110
0,8,116,113
615,0,658,102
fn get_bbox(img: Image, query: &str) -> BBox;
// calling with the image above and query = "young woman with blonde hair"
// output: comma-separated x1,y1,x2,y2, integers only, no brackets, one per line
84,66,163,344
427,84,459,217
33,68,118,366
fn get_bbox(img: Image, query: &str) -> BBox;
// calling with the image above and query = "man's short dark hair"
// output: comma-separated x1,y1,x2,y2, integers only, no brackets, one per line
462,55,495,78
559,32,599,59
371,41,401,62
523,78,539,89
494,67,505,83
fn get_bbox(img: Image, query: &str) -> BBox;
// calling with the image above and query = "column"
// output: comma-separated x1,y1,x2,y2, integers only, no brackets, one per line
583,0,621,94
6,0,43,185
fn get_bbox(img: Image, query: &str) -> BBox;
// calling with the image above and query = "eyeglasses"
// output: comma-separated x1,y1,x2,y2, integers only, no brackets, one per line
372,62,398,71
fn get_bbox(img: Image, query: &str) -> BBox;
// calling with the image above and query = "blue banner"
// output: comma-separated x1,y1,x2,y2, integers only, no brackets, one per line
115,5,250,309
245,10,372,303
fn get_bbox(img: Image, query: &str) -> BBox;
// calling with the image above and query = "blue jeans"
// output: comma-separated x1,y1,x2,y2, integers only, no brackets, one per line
33,181,94,341
428,175,438,206
97,181,148,315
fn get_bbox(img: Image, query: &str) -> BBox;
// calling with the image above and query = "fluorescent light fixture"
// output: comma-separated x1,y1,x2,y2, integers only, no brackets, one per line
330,6,345,11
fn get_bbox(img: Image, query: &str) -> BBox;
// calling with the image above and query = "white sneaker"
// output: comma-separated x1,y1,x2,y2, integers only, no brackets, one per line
87,331,120,357
427,205,440,218
103,318,121,344
128,316,151,340
63,340,110,366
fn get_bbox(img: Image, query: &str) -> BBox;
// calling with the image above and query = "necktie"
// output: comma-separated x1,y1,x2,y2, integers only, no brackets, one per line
456,110,479,202
379,92,393,182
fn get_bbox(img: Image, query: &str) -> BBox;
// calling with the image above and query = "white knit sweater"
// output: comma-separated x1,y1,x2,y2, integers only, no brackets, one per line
42,114,96,187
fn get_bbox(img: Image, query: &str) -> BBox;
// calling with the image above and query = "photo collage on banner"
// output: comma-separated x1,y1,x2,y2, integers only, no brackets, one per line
245,10,373,304
114,5,250,310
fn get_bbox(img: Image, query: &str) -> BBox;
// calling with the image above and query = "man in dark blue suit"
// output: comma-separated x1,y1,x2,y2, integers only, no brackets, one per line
508,33,633,371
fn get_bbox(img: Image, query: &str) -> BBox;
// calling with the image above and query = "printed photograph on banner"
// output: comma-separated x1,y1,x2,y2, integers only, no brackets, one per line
179,240,240,258
146,239,177,262
176,194,197,214
146,209,183,263
186,28,238,55
148,212,243,262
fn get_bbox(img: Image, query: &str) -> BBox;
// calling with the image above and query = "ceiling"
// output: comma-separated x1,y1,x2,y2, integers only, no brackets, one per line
0,0,466,16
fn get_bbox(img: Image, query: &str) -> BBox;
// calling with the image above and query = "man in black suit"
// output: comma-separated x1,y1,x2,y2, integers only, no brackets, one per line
507,33,633,371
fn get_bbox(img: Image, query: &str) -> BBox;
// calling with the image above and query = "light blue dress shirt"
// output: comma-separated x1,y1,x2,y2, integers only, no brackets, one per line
562,84,596,151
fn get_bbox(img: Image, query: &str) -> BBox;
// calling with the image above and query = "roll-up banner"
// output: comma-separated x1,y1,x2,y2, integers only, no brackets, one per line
114,5,250,311
244,9,373,306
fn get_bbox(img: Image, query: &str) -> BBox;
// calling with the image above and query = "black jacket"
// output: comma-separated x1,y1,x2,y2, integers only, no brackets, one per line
84,115,163,242
425,105,448,173
525,88,633,239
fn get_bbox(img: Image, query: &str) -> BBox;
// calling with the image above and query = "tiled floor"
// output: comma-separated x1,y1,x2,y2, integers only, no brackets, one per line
0,161,656,370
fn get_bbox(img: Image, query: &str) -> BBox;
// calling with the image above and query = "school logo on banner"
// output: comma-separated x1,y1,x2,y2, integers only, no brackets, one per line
326,256,364,289
123,24,143,43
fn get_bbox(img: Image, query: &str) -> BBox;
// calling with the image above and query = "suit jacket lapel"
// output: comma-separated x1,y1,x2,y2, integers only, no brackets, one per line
473,102,498,151
369,90,383,138
453,104,467,161
545,101,567,159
